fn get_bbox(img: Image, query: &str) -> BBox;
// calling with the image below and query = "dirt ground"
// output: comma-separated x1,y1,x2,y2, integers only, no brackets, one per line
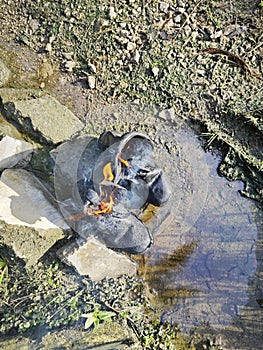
0,0,262,349
1,0,262,203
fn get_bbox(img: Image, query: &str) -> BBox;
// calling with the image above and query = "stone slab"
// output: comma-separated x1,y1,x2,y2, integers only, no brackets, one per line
58,237,137,281
0,169,70,265
0,88,83,143
0,135,34,170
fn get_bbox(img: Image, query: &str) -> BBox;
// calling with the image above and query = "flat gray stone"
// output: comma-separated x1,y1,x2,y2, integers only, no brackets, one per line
0,59,11,87
0,88,83,143
0,135,34,170
59,237,137,281
0,169,70,265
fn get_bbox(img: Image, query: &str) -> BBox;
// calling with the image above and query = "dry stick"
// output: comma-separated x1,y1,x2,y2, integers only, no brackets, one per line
198,47,262,79
102,301,141,342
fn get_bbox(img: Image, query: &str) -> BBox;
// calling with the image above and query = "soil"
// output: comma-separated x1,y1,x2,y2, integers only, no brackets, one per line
1,0,262,202
0,0,262,349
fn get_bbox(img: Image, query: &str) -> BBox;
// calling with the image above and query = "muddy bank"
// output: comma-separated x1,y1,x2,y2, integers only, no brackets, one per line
0,0,262,349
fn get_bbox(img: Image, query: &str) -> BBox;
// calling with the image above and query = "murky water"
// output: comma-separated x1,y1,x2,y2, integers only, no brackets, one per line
136,128,263,348
84,104,262,347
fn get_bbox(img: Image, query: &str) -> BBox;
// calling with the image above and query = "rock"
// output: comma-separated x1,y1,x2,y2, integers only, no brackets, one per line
87,75,96,89
0,59,11,87
0,135,34,171
65,60,76,72
152,66,159,77
174,14,182,23
0,169,69,265
45,43,52,53
127,42,136,51
0,88,83,144
58,237,137,281
158,107,175,121
109,6,117,20
132,49,140,64
159,2,169,12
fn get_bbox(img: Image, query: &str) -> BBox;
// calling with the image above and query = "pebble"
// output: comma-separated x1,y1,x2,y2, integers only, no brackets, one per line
152,66,159,77
62,52,74,60
184,25,192,37
109,6,117,20
132,49,140,64
177,7,185,14
88,62,97,74
87,75,96,89
159,2,169,13
127,42,137,51
174,14,182,23
65,60,76,72
211,30,223,39
45,43,52,53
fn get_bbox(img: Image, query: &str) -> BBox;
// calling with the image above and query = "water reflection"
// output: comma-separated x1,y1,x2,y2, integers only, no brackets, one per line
137,141,262,346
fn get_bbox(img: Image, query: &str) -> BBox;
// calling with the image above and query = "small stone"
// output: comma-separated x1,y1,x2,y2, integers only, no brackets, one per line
40,82,45,89
87,62,97,74
64,7,71,17
132,49,140,64
159,2,169,12
174,14,182,23
64,60,76,72
62,52,74,60
152,66,159,77
127,42,137,51
192,31,199,40
177,0,185,7
116,36,129,45
45,43,52,53
211,30,223,39
109,6,117,20
87,75,96,89
184,24,192,37
158,107,175,121
94,18,109,31
0,135,34,171
177,7,185,13
119,22,127,28
58,237,137,281
29,19,39,33
0,59,11,87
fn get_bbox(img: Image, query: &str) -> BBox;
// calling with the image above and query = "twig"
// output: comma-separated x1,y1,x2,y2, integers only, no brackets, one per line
102,301,141,342
198,47,262,79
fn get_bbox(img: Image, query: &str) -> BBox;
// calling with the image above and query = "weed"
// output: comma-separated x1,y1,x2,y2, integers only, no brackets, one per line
0,256,8,286
82,303,116,330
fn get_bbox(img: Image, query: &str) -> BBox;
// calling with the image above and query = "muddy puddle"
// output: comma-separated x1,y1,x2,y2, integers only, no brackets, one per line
135,126,262,346
83,104,262,346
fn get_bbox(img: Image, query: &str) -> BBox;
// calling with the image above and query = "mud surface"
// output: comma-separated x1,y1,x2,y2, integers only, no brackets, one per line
0,0,262,349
